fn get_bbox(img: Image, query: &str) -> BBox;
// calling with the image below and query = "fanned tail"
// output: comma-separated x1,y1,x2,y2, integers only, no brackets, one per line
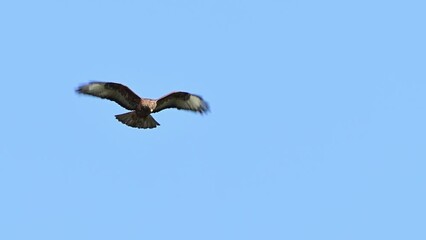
115,111,160,129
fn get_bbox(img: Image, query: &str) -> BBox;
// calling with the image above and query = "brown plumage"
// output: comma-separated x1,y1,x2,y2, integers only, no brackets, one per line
76,82,209,129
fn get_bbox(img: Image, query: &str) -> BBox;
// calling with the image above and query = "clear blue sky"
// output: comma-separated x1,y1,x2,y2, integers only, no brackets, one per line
1,1,425,239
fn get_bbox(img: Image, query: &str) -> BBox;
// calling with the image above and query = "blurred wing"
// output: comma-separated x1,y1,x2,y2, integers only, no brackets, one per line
153,92,209,114
76,82,141,110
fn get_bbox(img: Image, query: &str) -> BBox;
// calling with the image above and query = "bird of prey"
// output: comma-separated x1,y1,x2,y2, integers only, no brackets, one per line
76,81,209,129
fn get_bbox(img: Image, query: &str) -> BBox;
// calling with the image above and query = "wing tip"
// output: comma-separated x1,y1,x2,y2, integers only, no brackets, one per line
200,101,210,114
75,85,85,94
75,82,104,95
191,94,210,114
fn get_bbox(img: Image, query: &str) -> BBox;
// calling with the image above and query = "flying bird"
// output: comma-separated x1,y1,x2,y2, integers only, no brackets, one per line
76,82,209,129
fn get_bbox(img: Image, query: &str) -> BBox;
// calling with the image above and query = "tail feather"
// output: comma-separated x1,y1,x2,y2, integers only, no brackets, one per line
115,111,160,129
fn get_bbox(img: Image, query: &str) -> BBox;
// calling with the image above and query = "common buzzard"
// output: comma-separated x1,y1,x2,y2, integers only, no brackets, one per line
76,82,209,129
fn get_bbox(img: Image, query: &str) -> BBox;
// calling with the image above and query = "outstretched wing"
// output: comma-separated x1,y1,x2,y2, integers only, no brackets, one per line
153,92,209,114
76,82,141,110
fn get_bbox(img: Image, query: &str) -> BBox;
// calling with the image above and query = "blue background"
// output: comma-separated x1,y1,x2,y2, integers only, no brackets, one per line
1,1,425,239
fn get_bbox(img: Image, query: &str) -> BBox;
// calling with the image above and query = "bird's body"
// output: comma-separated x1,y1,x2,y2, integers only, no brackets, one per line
134,98,157,117
76,82,209,129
